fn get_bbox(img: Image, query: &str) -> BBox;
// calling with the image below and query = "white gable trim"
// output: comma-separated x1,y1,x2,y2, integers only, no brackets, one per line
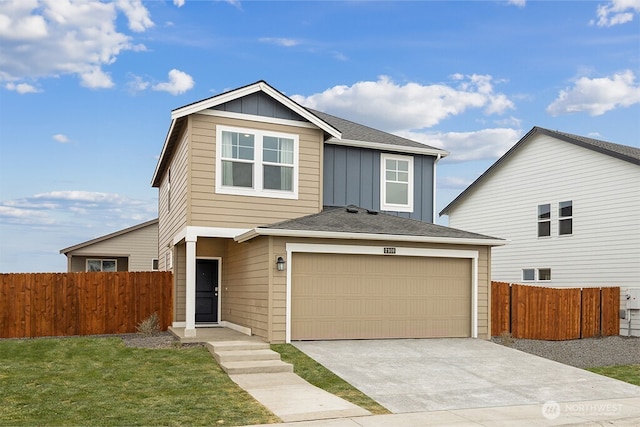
171,81,341,139
326,137,449,157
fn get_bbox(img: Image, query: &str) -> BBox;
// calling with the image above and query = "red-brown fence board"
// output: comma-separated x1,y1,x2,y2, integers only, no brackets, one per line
0,272,172,339
492,282,620,340
601,287,620,336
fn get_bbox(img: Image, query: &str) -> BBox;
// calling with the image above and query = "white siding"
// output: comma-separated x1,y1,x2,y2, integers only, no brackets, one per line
447,134,640,335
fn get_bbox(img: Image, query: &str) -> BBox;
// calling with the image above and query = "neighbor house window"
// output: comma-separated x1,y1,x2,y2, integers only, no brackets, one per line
522,268,535,281
537,203,551,237
152,259,159,271
559,200,572,235
86,259,116,272
538,268,551,281
216,126,298,199
380,153,413,212
522,268,551,281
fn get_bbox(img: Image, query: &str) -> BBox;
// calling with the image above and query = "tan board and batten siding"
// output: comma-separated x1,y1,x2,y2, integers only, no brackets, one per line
291,253,471,340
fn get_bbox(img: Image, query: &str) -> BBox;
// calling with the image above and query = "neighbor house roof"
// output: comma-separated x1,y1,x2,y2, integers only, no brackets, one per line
152,80,448,187
439,126,640,216
60,218,159,254
235,206,505,246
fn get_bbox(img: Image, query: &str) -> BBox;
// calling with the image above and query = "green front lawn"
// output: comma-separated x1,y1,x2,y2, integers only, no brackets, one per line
0,337,279,426
587,365,640,386
271,344,390,415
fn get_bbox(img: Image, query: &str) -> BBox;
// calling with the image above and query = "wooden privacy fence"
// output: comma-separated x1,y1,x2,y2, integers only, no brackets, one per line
492,281,619,340
0,272,172,339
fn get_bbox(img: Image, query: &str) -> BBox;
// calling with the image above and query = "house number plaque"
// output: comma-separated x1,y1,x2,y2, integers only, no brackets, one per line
383,247,396,254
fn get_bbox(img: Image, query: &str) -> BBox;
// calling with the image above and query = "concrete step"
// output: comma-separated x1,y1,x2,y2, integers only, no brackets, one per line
207,340,269,353
220,359,294,375
212,349,281,364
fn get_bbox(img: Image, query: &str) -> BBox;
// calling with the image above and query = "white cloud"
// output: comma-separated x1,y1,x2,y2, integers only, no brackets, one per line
52,134,70,143
438,176,475,190
126,74,150,93
0,0,153,87
5,82,40,93
507,0,526,7
0,190,156,227
401,128,521,162
259,37,300,47
592,0,640,26
0,205,56,225
293,75,514,133
115,0,154,32
546,70,640,116
152,69,195,95
80,67,114,89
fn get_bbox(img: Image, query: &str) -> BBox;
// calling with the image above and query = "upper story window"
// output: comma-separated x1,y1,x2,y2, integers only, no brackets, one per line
216,125,298,199
380,153,413,212
87,259,116,272
559,200,573,235
537,203,551,237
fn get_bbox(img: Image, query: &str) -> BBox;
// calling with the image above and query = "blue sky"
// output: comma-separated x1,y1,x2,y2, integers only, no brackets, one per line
1,0,639,272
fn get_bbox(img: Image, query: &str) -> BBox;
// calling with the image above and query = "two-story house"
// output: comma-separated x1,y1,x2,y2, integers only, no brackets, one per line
151,81,504,343
440,127,640,336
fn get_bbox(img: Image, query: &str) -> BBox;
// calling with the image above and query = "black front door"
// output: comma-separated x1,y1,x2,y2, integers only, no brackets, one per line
196,259,219,323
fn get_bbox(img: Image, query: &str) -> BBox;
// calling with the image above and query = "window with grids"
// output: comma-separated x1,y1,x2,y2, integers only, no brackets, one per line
381,153,413,212
559,200,572,235
216,126,298,198
537,203,551,237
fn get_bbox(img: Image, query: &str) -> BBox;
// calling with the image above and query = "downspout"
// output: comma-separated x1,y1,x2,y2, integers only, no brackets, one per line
432,153,442,223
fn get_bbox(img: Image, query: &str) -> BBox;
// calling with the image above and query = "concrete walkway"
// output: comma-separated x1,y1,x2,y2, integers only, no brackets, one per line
170,327,369,423
245,397,640,426
230,372,370,423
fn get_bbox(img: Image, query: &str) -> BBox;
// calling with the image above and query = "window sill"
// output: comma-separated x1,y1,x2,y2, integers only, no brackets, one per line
216,186,299,200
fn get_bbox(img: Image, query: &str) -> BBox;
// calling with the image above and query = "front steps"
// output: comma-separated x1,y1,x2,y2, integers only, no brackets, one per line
207,340,293,375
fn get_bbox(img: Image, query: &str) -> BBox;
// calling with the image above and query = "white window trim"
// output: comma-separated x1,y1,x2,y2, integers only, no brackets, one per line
380,153,414,213
215,125,299,200
86,259,117,272
558,200,573,236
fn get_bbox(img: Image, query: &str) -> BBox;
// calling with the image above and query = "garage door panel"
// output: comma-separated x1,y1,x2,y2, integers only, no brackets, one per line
292,253,471,340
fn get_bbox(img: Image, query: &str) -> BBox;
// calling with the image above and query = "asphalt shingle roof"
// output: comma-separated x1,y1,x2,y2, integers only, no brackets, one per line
307,108,445,152
260,205,501,241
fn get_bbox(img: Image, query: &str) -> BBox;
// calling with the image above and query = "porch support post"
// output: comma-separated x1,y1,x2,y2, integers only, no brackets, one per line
185,237,197,337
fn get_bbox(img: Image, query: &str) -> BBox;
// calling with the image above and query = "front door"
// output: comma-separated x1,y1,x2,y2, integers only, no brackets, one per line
196,259,219,323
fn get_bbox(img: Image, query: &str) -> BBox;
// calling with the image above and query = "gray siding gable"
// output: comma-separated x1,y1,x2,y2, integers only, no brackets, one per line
323,144,435,222
211,91,307,122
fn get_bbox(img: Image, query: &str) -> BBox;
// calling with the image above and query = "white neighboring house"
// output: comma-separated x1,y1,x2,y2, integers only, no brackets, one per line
60,219,159,272
440,127,640,336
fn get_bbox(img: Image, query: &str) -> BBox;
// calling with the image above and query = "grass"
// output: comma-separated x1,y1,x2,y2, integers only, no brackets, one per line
0,337,279,426
587,365,640,386
271,344,390,415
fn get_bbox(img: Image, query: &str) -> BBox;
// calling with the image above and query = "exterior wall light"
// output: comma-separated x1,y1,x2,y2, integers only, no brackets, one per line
276,256,285,271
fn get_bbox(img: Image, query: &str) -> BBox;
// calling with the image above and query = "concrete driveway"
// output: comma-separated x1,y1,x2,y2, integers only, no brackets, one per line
294,338,640,413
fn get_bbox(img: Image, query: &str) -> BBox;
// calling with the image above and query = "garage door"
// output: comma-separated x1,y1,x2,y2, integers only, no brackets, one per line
291,253,471,340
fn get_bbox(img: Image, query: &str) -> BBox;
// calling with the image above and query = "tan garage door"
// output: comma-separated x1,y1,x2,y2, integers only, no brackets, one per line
291,253,471,340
